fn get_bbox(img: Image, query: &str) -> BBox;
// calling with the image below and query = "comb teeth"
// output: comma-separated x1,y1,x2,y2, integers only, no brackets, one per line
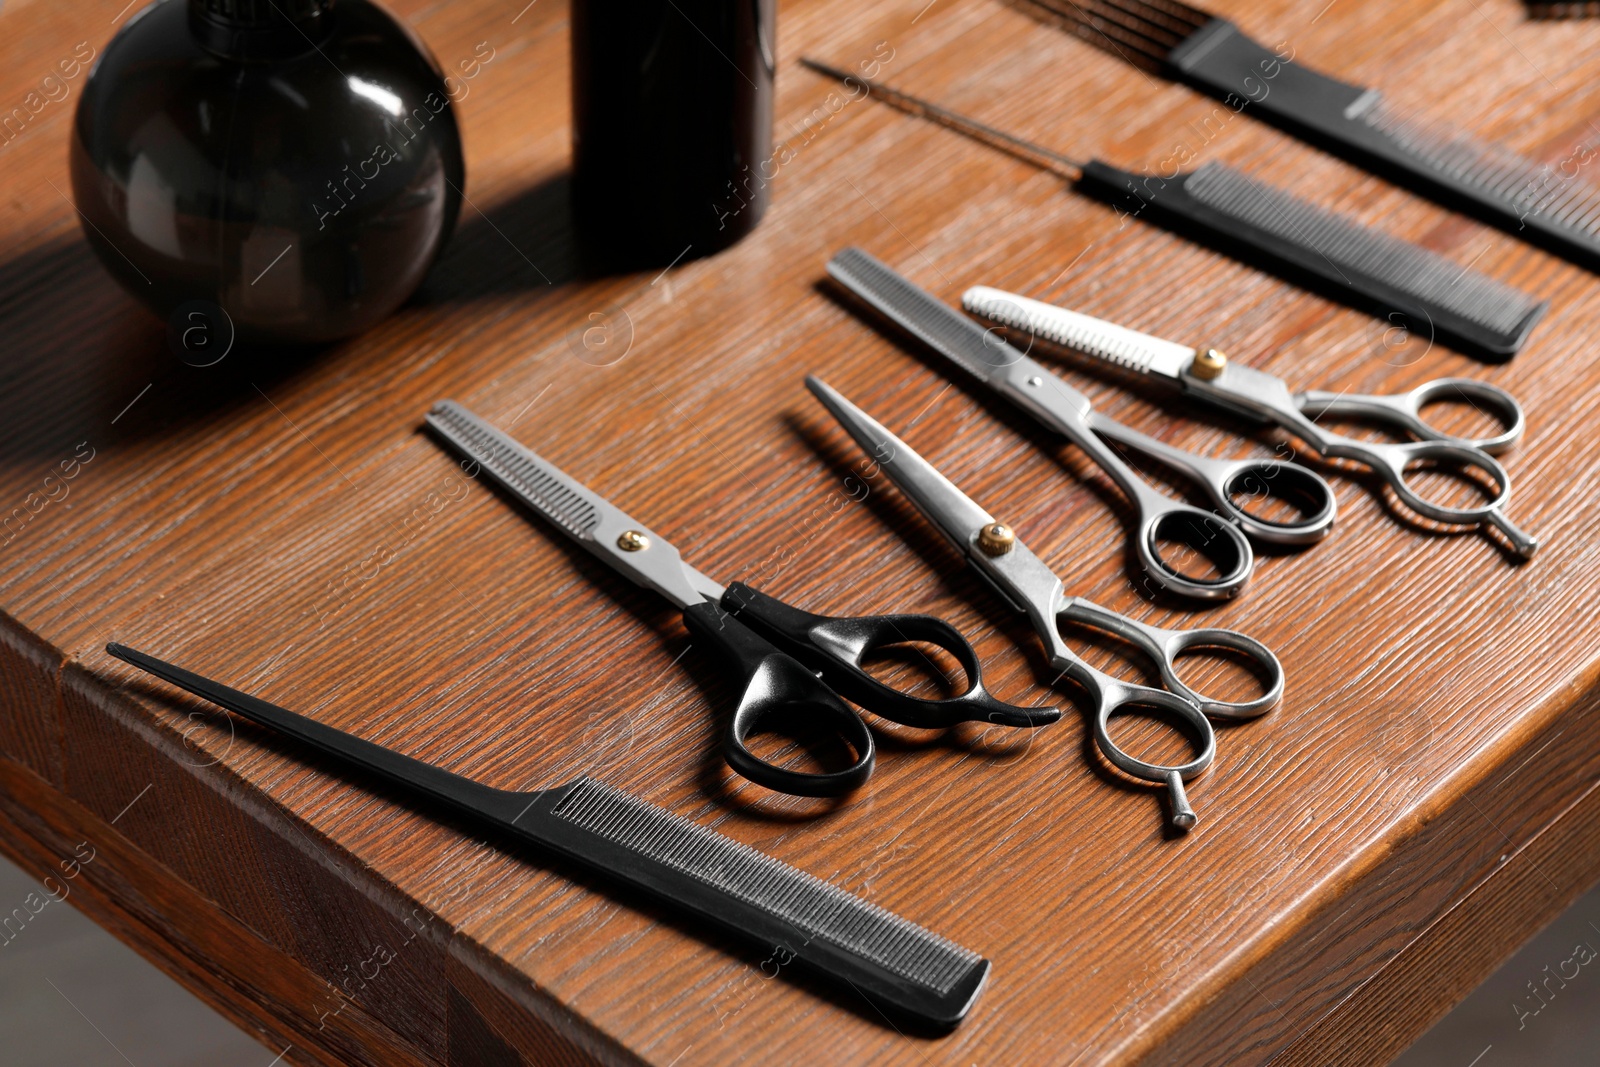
553,778,981,994
1182,162,1546,337
1526,3,1600,16
1024,0,1210,67
829,248,1014,383
1357,98,1600,244
428,403,600,539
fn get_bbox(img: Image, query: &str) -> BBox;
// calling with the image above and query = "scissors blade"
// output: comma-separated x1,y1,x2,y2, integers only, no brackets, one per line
806,377,995,553
426,401,724,609
827,247,1046,386
808,377,1069,635
826,248,1111,441
961,287,1196,382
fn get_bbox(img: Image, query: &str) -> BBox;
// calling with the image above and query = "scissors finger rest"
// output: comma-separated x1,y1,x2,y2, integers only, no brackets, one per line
722,582,1060,730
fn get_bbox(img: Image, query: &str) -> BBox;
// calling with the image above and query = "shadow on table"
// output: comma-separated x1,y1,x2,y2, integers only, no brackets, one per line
0,171,691,462
0,234,329,461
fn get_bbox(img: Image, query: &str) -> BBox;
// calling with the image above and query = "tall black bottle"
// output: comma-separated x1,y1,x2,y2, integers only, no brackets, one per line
571,0,776,269
71,0,464,348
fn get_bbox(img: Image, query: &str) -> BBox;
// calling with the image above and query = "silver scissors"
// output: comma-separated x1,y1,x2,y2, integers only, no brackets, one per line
963,287,1538,559
806,376,1285,831
828,248,1340,601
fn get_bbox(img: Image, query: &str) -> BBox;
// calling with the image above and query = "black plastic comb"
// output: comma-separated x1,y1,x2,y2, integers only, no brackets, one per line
1525,3,1600,16
1030,0,1600,271
800,57,1547,359
104,643,990,1027
1077,159,1546,357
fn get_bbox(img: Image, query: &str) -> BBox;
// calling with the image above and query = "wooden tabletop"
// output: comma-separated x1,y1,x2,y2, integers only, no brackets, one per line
4,0,1600,1063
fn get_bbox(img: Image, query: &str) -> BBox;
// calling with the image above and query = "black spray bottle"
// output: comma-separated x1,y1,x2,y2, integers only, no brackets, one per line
71,0,465,348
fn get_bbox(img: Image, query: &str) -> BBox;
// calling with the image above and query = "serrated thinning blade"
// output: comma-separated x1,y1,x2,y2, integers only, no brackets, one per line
425,401,722,609
805,377,994,553
961,287,1196,381
827,248,1029,385
428,401,604,538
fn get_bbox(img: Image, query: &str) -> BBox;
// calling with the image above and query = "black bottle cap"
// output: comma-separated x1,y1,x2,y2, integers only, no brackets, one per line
188,0,336,60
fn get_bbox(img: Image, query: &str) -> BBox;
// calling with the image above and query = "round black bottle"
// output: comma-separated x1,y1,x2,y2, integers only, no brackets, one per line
70,0,464,347
571,0,775,269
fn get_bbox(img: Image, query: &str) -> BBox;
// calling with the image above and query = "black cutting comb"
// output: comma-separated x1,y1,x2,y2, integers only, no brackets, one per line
104,643,989,1027
1028,0,1600,271
1525,3,1600,16
801,57,1547,359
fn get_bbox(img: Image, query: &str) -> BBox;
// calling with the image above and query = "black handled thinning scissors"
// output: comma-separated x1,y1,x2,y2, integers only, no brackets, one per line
426,401,1057,799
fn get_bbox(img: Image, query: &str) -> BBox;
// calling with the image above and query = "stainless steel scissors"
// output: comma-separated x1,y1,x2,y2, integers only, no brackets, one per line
962,287,1538,559
806,377,1285,831
426,401,1057,799
828,248,1339,601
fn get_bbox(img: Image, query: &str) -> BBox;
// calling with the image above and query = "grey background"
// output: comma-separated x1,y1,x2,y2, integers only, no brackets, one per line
0,853,275,1066
0,850,1594,1065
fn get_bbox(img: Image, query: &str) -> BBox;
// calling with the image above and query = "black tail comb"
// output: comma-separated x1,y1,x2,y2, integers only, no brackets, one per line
103,643,989,1027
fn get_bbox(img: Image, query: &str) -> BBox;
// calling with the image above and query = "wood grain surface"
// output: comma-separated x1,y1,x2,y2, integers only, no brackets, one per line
2,0,1600,1064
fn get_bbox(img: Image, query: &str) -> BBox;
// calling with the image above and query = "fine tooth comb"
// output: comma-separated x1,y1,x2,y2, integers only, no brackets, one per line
104,643,989,1027
1525,3,1600,16
800,57,1546,360
1028,0,1600,270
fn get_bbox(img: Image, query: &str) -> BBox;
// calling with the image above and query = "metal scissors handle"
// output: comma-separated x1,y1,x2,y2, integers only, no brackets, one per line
807,376,1285,830
1086,413,1337,547
1297,377,1523,453
986,533,1283,828
1047,594,1282,829
1002,368,1258,599
426,402,1056,799
1184,362,1537,557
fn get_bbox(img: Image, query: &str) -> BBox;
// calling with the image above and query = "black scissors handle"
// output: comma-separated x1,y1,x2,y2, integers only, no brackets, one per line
721,583,1060,730
682,601,875,797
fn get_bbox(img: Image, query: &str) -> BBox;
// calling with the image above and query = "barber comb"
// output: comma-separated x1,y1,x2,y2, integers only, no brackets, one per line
1027,0,1600,271
801,57,1546,359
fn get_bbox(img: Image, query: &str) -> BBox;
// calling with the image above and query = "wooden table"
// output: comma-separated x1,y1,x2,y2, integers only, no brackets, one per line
3,0,1599,1063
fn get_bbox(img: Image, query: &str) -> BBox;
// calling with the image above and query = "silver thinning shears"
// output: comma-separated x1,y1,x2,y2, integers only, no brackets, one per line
962,287,1536,559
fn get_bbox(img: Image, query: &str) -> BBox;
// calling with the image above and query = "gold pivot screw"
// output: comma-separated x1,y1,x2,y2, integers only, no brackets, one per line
617,530,650,552
1190,348,1228,381
977,522,1016,556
